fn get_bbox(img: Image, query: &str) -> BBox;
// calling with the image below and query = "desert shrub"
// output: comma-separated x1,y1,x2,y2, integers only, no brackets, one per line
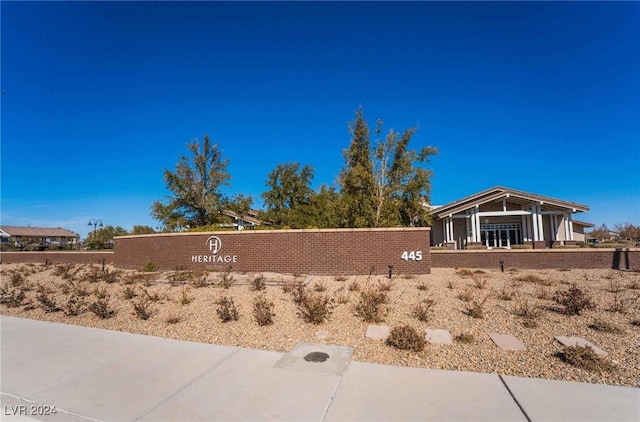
334,275,347,282
334,288,350,304
377,279,394,292
290,283,307,305
166,314,181,325
250,274,266,291
88,299,115,319
465,293,491,319
457,289,473,302
588,319,624,334
140,287,162,302
412,298,436,322
216,296,239,322
53,263,74,279
168,267,189,285
354,287,387,323
82,265,102,283
347,280,360,291
143,261,158,272
190,271,208,288
416,282,429,291
627,278,640,290
446,280,455,290
454,332,475,343
553,284,595,315
179,287,193,305
36,292,61,313
218,269,236,289
9,271,25,287
386,325,425,352
133,297,152,320
313,281,328,292
297,292,332,324
93,286,108,300
472,275,487,290
63,296,86,316
280,278,298,294
517,274,553,286
252,294,275,326
534,286,551,300
555,345,613,372
513,296,543,328
122,286,137,300
0,286,26,307
496,284,514,301
455,268,475,277
608,291,639,313
402,273,417,280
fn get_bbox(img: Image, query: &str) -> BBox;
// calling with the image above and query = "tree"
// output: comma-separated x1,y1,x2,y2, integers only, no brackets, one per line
339,107,438,228
614,223,640,242
86,225,128,249
131,225,154,235
152,135,231,230
588,224,610,242
339,107,377,227
261,162,315,228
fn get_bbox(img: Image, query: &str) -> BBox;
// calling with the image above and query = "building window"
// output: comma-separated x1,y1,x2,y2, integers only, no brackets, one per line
480,223,522,248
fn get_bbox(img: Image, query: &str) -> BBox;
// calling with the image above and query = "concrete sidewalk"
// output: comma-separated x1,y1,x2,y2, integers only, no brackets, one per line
1,316,638,422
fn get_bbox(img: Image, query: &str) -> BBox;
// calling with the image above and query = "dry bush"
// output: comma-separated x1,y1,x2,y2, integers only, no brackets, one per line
53,263,74,280
9,271,25,287
412,298,436,322
252,294,275,326
63,296,86,316
354,287,388,323
140,287,162,303
0,286,26,307
122,286,137,300
166,313,181,325
465,293,491,319
534,286,551,300
446,280,455,290
377,278,394,292
133,297,153,320
556,345,614,372
297,292,332,324
93,286,108,300
402,273,417,280
280,278,299,294
472,275,488,290
455,268,475,278
513,296,543,328
313,281,328,292
88,299,115,319
608,291,639,313
216,296,239,322
190,271,209,288
178,287,193,305
454,332,475,343
386,325,425,352
334,275,347,282
496,284,515,301
291,283,306,306
250,274,266,291
588,319,624,334
218,269,236,289
334,288,350,304
553,284,595,315
36,292,61,313
416,282,429,291
457,288,473,302
627,278,640,290
347,280,360,291
516,274,552,286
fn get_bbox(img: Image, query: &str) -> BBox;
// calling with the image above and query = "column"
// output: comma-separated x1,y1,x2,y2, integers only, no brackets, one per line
537,205,544,241
551,215,557,241
568,214,574,241
471,209,477,243
521,215,528,242
475,208,481,242
531,205,539,242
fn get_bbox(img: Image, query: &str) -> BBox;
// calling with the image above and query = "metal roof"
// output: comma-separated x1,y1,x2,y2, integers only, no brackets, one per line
0,226,80,239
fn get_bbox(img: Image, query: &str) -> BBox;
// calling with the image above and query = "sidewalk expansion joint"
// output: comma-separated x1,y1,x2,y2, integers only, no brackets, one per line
498,375,531,422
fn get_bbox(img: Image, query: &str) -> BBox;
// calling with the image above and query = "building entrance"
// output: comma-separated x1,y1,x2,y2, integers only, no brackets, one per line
480,223,522,248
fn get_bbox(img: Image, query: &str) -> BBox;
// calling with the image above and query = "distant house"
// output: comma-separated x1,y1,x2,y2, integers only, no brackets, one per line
429,187,590,249
0,225,80,250
220,209,263,230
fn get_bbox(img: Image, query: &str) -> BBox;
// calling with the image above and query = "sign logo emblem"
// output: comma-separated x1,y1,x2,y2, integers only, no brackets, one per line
206,236,222,254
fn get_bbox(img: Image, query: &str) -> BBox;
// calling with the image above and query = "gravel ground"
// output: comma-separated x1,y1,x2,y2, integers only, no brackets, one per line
1,263,639,387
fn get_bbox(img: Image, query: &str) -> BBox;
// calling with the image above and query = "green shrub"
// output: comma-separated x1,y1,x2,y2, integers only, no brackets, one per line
386,325,425,352
143,261,158,272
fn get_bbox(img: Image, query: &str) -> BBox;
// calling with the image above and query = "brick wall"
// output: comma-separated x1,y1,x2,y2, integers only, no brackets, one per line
113,228,431,275
431,249,640,271
0,252,114,266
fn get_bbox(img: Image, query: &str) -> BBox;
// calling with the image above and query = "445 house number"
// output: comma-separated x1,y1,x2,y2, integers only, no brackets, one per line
401,251,423,261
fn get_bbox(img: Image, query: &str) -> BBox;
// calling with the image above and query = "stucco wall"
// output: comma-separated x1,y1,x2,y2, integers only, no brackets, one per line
113,228,431,275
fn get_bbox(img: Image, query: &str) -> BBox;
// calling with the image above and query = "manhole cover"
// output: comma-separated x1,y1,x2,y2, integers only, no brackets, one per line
304,351,330,362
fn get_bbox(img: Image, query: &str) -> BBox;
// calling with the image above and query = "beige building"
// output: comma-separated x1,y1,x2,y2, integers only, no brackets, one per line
430,187,591,249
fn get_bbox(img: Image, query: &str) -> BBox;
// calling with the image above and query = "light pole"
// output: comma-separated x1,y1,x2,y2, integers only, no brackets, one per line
88,219,103,247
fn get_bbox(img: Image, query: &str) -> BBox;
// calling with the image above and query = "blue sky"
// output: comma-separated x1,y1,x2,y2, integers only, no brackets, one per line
2,2,639,239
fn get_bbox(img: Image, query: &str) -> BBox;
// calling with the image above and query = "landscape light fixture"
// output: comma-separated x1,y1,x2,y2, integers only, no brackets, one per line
499,260,505,272
388,265,394,279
